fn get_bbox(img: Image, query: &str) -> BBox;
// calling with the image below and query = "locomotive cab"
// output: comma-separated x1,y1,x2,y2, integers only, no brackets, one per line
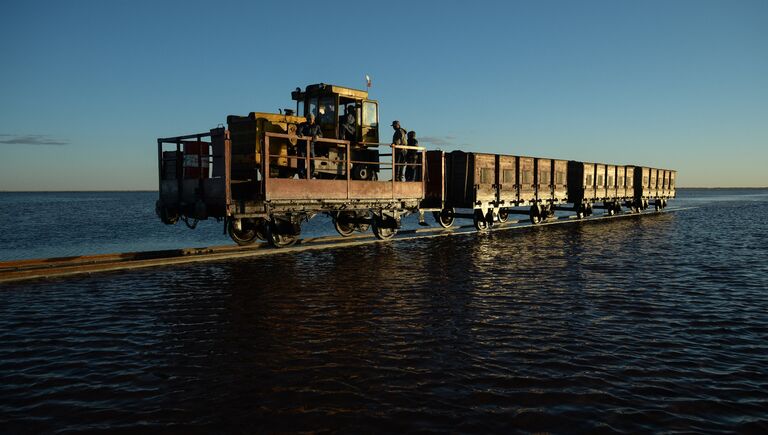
291,83,379,144
291,83,381,180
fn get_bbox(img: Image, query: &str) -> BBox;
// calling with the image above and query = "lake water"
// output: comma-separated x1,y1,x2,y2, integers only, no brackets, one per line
1,189,767,432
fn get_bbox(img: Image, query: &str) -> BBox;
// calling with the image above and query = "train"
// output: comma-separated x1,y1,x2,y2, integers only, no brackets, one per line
156,83,676,247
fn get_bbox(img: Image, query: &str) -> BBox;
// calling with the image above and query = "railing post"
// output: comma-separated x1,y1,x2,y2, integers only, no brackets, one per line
224,131,231,208
176,141,182,205
391,144,396,198
156,139,163,195
264,135,270,199
346,142,350,199
421,149,425,196
306,138,310,179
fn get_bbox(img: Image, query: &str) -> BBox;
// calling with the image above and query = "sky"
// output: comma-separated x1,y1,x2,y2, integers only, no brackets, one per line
0,0,766,190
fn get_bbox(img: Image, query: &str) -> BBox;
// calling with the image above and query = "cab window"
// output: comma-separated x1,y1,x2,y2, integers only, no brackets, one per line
308,97,318,117
363,102,378,127
318,96,336,125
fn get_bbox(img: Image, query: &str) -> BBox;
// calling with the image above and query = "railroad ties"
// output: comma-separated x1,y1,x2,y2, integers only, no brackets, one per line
0,208,688,284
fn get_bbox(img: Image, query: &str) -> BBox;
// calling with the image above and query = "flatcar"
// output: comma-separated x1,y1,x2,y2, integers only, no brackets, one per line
156,83,676,247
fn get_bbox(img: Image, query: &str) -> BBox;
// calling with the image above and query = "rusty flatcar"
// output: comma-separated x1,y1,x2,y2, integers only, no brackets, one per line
156,84,425,246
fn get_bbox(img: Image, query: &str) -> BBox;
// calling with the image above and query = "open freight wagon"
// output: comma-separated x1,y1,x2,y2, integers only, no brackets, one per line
420,150,569,229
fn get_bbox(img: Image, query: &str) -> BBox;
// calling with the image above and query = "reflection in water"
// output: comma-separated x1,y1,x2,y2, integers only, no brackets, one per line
2,193,768,432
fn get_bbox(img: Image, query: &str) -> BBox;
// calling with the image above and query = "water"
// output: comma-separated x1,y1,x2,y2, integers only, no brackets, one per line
1,189,768,433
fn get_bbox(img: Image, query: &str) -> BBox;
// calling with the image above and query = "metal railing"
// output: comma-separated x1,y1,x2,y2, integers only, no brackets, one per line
263,133,424,179
262,133,425,200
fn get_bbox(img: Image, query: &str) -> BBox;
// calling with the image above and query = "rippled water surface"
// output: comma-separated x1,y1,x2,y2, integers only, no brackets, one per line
1,189,768,433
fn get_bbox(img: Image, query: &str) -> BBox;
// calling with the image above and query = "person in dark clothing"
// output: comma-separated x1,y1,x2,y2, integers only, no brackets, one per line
297,113,322,178
405,130,419,181
391,120,408,181
339,105,356,142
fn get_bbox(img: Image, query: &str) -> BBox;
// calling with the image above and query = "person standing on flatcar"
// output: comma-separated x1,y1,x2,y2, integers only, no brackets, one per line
405,130,419,181
391,120,408,181
296,113,322,179
339,105,356,142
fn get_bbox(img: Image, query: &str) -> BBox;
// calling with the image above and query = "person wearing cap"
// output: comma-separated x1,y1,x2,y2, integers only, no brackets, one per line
339,105,356,141
391,120,408,181
296,113,322,178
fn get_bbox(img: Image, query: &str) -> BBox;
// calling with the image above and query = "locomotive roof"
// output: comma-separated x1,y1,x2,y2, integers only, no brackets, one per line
294,83,370,100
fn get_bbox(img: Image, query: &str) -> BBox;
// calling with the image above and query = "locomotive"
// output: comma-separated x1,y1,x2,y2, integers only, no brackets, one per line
156,83,676,247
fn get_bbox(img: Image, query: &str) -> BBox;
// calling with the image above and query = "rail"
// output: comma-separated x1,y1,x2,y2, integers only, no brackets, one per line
0,207,686,284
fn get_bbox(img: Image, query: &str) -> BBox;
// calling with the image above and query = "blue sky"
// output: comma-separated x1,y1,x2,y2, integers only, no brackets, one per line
1,0,766,190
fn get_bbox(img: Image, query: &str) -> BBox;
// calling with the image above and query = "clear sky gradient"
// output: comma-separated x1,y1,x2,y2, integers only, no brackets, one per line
1,0,766,190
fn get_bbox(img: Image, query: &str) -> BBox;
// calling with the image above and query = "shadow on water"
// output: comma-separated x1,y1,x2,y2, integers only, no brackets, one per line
1,191,768,432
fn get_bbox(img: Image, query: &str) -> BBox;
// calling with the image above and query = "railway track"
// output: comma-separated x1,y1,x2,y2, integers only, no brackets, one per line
0,208,687,284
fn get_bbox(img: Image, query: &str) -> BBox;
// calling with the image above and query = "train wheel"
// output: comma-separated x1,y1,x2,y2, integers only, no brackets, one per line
156,202,179,225
355,213,371,233
575,203,586,219
254,219,268,241
266,221,299,248
372,215,397,240
333,212,356,237
498,209,509,223
433,207,455,228
473,210,490,231
228,220,259,246
529,206,542,224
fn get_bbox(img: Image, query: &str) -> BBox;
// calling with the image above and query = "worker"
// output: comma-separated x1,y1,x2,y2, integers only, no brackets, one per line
339,105,356,141
296,113,322,178
391,120,408,181
405,130,419,181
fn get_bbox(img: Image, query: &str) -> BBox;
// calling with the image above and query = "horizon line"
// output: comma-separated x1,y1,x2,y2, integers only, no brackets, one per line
2,186,768,193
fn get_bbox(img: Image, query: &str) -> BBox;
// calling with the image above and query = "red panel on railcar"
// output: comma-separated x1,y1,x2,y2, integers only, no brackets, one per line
183,142,209,179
